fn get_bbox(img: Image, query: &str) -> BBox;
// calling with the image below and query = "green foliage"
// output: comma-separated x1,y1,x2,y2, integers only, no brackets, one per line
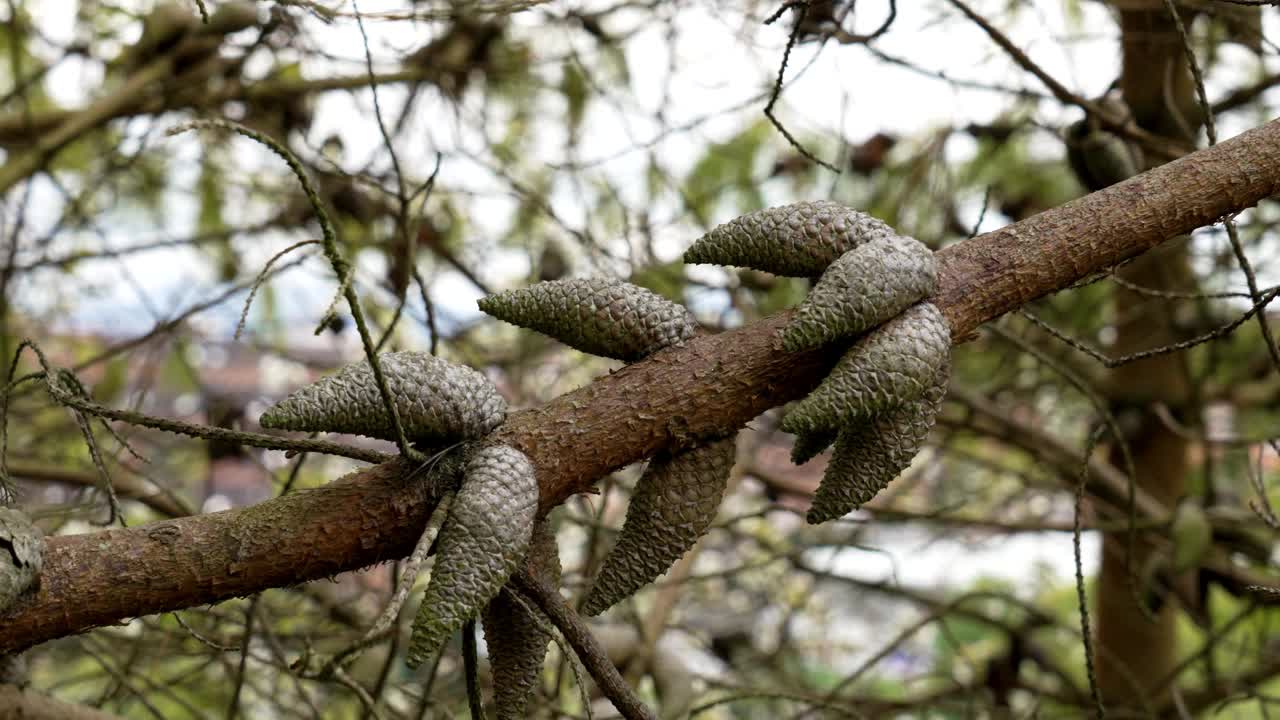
197,150,226,235
0,10,53,111
91,356,129,404
501,170,551,243
955,121,1079,216
627,260,687,304
683,120,772,226
561,58,588,141
486,38,536,103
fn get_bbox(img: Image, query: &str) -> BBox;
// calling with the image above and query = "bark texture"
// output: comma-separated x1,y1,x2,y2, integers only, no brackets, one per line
1,118,1279,654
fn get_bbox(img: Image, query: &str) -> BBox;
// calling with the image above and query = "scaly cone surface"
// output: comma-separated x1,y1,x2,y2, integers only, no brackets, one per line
258,351,506,444
406,444,538,667
478,278,698,362
790,429,837,465
807,364,949,524
482,519,561,719
581,437,736,616
683,200,899,277
0,508,44,613
781,235,936,352
781,303,950,437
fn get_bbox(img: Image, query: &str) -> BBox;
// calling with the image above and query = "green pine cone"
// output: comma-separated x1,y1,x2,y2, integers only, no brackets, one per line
781,236,936,352
482,519,560,720
683,200,899,277
258,351,506,444
406,444,538,667
478,277,697,362
581,437,736,616
807,364,949,524
0,508,44,613
781,303,950,437
790,429,837,465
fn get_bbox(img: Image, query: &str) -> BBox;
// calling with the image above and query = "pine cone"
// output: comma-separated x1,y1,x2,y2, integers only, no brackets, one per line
482,519,560,719
807,365,948,523
581,437,736,616
782,303,950,437
684,201,899,277
479,277,697,361
259,352,506,444
0,509,43,614
782,235,936,351
406,444,538,666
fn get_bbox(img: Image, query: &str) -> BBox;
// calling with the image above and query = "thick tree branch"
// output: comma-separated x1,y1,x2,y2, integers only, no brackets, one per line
1,117,1279,654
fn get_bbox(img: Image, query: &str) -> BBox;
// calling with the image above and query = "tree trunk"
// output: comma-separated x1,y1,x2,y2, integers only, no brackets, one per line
1094,4,1202,708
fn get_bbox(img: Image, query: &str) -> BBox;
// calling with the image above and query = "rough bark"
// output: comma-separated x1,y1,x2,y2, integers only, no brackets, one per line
1,118,1279,654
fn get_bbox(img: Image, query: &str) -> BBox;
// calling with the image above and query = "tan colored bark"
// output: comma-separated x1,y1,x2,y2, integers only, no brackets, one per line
1,118,1280,654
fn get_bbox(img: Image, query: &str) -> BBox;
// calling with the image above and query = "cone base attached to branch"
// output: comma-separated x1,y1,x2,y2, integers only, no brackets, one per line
0,509,43,615
782,302,951,437
407,444,538,667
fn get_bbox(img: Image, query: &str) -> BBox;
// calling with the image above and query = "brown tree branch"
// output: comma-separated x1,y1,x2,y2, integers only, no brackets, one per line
1,117,1279,654
510,571,657,720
